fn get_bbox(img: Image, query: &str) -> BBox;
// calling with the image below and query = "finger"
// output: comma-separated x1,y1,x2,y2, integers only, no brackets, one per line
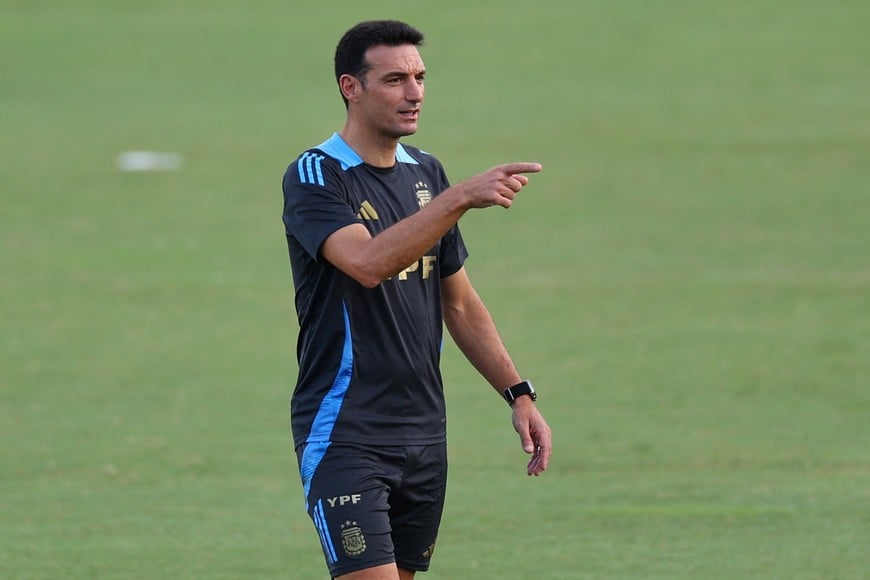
527,449,538,475
492,194,513,209
501,162,542,176
513,175,530,187
526,445,548,476
527,456,547,476
538,440,552,473
527,433,552,476
503,177,524,193
535,447,550,474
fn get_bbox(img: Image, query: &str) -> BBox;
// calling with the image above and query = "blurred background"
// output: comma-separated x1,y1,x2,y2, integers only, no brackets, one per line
2,1,868,577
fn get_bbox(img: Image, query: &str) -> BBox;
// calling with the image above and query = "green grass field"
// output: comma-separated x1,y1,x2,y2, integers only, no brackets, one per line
2,1,868,578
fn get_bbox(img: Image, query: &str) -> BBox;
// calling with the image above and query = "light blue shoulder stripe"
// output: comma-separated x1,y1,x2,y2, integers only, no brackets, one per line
298,152,326,186
299,302,354,505
316,133,363,170
396,143,420,165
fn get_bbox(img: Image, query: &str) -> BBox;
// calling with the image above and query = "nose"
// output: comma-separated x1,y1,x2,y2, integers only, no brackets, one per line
406,80,424,103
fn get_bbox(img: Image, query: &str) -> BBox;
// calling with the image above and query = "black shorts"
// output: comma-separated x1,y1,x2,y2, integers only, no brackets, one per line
295,441,447,578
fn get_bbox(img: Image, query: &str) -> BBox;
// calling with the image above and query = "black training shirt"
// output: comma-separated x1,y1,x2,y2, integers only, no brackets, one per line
282,133,468,448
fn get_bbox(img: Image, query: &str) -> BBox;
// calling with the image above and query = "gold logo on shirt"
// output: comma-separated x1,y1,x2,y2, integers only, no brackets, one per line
356,200,380,220
396,256,437,280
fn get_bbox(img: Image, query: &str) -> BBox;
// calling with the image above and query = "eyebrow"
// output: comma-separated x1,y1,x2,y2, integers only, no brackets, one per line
378,68,426,80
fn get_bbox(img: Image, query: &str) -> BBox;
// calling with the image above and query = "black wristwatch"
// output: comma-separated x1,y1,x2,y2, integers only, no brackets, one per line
503,380,537,406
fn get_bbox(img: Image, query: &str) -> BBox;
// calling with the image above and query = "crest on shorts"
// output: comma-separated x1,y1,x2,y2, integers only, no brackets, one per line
414,181,432,209
341,521,367,556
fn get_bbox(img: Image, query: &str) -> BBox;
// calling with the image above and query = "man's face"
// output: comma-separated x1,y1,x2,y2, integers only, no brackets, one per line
352,44,426,139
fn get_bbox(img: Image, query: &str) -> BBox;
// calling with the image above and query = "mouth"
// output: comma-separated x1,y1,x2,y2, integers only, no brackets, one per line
399,109,420,121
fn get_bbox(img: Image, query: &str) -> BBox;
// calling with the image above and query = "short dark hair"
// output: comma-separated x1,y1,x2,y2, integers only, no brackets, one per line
334,20,424,106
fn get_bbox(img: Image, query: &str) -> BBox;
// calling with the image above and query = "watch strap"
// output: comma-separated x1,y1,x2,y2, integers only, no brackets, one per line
503,380,537,405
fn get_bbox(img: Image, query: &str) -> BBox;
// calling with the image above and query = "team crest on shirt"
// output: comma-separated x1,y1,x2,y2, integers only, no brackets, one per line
341,521,367,556
414,181,432,209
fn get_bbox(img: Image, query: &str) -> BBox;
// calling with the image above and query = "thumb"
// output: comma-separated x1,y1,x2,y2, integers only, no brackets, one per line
513,410,535,453
519,427,535,454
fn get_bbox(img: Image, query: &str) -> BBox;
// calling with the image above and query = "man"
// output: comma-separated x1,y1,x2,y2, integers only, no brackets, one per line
281,20,552,580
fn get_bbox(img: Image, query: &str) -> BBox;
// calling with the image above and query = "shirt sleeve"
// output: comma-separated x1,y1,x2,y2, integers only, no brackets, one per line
282,153,361,260
430,158,468,277
439,225,468,277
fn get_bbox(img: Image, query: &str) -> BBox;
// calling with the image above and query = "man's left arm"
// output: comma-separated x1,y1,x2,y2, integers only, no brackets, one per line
441,267,552,476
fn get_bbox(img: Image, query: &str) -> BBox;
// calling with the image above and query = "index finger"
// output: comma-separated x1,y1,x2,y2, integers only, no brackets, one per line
501,162,542,175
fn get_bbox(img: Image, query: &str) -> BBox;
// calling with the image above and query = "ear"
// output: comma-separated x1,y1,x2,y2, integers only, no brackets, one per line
339,74,362,103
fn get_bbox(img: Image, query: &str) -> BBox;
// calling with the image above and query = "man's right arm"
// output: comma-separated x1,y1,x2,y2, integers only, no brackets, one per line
321,162,542,288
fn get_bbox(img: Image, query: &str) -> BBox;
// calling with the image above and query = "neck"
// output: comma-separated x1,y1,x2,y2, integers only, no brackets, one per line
339,122,399,168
